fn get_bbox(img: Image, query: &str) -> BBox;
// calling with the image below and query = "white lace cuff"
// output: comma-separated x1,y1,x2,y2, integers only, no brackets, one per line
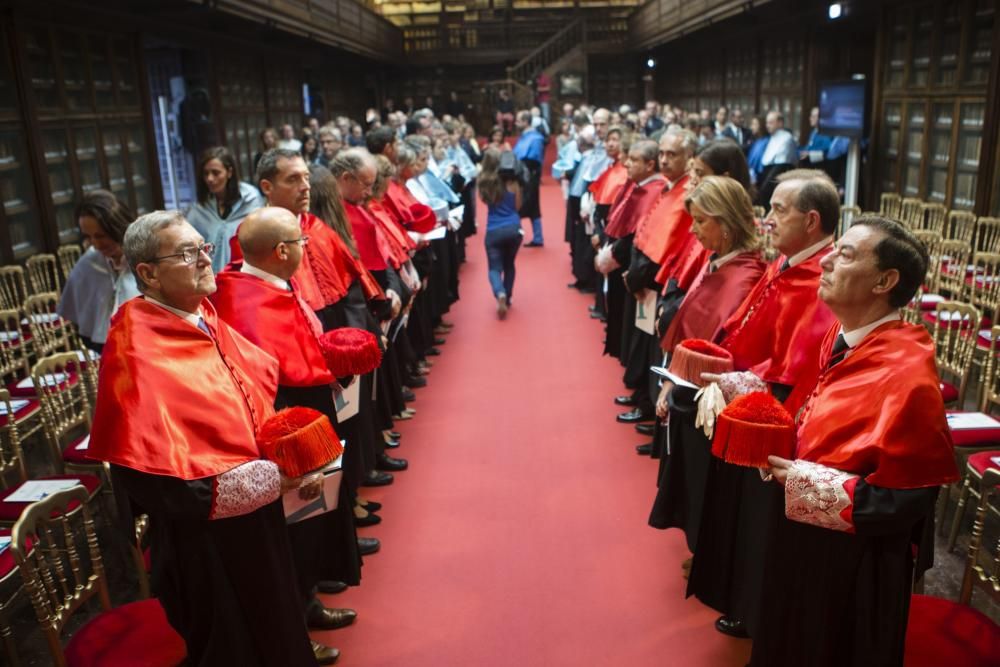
210,460,282,520
784,460,857,532
716,371,768,402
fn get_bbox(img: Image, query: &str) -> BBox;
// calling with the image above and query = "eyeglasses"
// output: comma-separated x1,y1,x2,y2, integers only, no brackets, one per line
151,243,215,264
351,172,376,190
274,235,310,249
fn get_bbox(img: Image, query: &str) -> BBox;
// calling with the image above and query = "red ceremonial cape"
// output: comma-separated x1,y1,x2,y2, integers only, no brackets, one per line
588,161,628,206
794,322,959,488
661,251,767,352
88,298,278,480
720,249,836,388
604,176,665,239
209,269,334,388
344,201,388,272
632,174,709,291
384,180,437,233
368,200,414,270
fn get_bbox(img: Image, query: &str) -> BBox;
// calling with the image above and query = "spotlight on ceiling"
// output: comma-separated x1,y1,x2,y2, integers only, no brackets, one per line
646,58,656,69
828,3,843,20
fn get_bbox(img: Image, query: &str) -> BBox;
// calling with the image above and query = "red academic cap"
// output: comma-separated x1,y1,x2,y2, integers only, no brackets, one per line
711,391,795,468
318,327,382,377
668,339,734,387
257,407,343,478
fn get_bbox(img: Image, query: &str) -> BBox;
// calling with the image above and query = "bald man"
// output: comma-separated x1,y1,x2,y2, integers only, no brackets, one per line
210,206,362,666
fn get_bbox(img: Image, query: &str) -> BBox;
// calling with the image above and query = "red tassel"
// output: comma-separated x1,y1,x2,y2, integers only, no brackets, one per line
668,339,734,386
711,392,795,468
318,328,382,377
678,339,731,358
257,407,344,477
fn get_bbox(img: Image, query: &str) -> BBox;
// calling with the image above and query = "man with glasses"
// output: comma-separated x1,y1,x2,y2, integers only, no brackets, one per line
89,211,316,666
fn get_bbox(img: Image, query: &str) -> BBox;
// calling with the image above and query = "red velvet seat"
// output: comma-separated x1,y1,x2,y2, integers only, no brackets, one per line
0,474,101,523
61,435,94,466
0,527,32,582
967,450,1000,480
63,598,187,667
940,381,959,403
947,412,1000,448
0,398,39,427
921,293,945,311
904,594,1000,667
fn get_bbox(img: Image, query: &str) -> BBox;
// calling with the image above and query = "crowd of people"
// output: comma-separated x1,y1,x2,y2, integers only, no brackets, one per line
59,104,499,665
54,91,957,666
553,101,956,666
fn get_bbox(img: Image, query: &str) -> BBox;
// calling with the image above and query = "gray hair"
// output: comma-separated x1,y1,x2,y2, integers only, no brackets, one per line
123,210,186,291
329,148,375,178
663,127,698,155
630,139,659,164
404,135,431,153
396,142,417,171
318,126,342,141
255,148,303,186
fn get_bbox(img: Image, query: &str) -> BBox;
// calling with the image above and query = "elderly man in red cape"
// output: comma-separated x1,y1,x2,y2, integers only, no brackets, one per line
753,216,958,667
88,211,316,666
212,207,373,665
686,169,839,640
601,139,665,400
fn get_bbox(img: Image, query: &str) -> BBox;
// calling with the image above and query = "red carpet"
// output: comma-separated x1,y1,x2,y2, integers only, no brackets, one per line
314,178,752,666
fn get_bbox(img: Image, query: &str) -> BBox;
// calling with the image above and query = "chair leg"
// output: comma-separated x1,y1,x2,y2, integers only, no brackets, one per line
0,619,20,667
947,476,973,552
936,483,952,534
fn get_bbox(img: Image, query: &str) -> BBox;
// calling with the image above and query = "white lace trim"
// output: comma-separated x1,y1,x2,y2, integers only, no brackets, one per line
716,370,767,402
210,460,281,520
784,460,857,532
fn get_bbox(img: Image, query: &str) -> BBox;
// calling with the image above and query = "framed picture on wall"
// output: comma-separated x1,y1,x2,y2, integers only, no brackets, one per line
559,72,584,97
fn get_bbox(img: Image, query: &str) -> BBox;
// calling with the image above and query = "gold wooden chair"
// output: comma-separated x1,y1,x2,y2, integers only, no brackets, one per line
947,439,1000,552
131,514,151,600
0,267,28,313
930,301,981,407
879,192,901,218
31,353,98,477
21,294,75,360
0,311,42,444
912,230,942,291
11,486,185,667
0,389,102,528
899,197,923,228
55,245,82,283
934,239,973,301
839,205,861,229
946,210,977,244
24,255,60,295
920,202,947,235
975,216,1000,254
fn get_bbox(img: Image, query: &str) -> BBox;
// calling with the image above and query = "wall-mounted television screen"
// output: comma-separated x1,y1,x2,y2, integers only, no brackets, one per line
818,80,866,138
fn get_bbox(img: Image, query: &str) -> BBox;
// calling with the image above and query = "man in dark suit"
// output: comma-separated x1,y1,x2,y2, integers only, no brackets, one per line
722,108,753,153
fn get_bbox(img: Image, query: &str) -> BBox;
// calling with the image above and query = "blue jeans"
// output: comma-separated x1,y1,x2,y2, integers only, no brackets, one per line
485,225,523,299
530,217,543,244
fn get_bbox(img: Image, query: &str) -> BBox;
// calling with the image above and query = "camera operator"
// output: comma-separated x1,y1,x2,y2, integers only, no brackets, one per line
478,148,526,319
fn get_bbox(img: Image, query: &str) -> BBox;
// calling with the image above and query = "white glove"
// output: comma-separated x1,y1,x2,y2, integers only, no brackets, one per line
595,243,620,275
580,192,596,221
694,382,727,439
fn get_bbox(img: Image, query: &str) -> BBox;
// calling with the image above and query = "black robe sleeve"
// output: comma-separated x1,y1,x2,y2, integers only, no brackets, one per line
611,234,633,267
625,248,662,293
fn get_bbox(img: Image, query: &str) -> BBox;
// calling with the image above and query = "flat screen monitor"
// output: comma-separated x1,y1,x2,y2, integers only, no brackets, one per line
818,80,866,137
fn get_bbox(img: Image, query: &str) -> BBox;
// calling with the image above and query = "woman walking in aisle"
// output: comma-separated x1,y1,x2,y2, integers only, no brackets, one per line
478,148,524,319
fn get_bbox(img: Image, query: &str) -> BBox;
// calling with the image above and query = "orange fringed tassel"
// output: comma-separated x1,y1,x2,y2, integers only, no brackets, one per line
668,339,734,387
257,407,344,478
711,392,795,468
318,328,382,377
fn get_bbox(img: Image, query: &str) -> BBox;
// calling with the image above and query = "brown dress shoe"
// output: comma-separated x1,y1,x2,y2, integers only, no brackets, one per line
307,606,357,630
311,640,340,665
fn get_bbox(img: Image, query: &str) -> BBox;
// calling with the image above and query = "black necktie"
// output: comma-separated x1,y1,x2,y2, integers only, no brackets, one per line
780,259,791,272
827,334,849,369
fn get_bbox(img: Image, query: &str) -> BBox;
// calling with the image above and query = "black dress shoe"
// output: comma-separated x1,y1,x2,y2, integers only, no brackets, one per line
401,388,417,402
589,311,606,320
714,615,749,638
358,536,381,555
588,305,598,312
389,431,402,440
316,580,348,594
426,347,442,356
579,285,596,294
524,241,543,247
405,375,427,388
635,423,656,436
384,438,400,449
433,337,446,345
636,443,653,456
617,408,652,424
311,641,340,665
613,395,637,406
307,606,357,630
376,452,408,471
355,511,381,527
362,470,393,487
567,281,582,289
360,499,382,512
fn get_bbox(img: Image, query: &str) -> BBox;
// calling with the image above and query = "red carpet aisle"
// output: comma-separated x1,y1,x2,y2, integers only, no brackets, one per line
316,179,752,666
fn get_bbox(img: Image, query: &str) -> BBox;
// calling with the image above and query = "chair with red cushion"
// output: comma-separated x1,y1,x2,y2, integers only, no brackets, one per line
25,254,61,295
920,202,947,235
0,388,102,526
930,301,980,407
906,465,1000,667
0,526,32,666
11,485,186,667
22,293,76,360
0,267,28,313
946,451,1000,552
30,352,103,478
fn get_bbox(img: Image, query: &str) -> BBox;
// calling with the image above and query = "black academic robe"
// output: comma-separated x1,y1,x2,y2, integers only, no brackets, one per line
622,247,662,407
111,466,316,667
